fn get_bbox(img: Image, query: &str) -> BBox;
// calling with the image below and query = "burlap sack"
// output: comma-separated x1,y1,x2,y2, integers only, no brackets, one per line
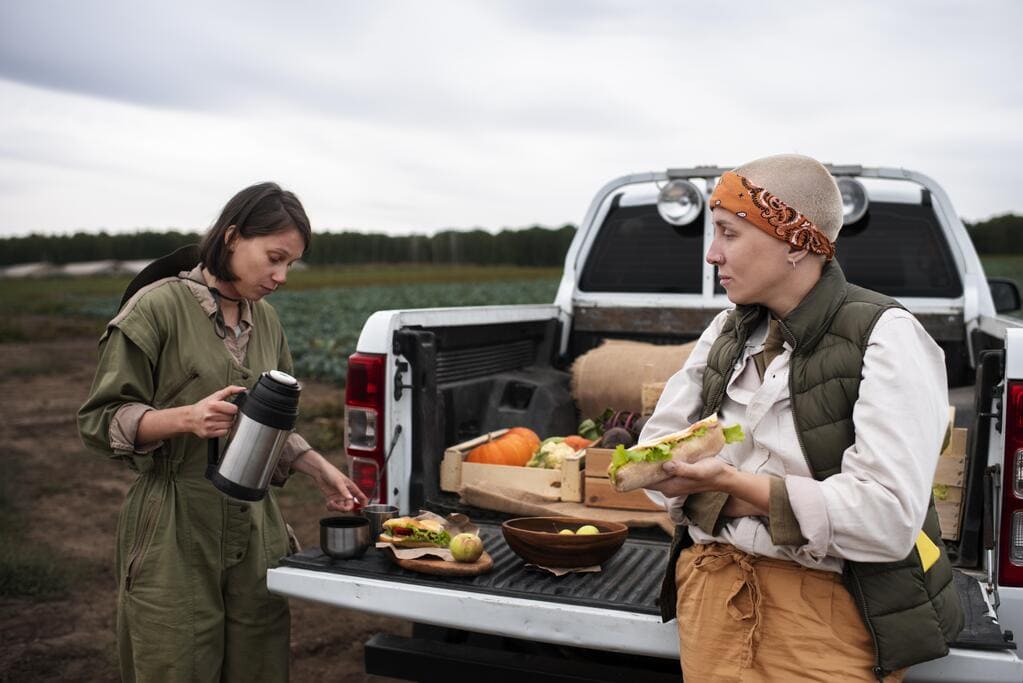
571,339,696,420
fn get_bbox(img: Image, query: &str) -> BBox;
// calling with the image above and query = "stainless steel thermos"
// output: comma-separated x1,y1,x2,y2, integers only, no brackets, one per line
206,370,301,501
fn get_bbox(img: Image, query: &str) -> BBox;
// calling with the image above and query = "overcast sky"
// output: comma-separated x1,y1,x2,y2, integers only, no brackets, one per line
0,0,1020,237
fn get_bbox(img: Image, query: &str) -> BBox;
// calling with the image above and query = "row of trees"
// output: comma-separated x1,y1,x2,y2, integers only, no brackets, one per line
0,225,577,267
1,214,1018,266
306,226,576,266
964,214,1023,254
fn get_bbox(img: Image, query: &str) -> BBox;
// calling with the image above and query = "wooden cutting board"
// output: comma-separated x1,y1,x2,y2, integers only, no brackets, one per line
388,550,494,576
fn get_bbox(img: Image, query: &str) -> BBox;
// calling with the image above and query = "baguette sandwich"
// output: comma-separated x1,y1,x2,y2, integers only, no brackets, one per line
379,517,452,548
608,414,744,492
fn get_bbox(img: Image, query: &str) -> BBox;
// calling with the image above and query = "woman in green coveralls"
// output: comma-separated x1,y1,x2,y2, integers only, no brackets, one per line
78,183,368,682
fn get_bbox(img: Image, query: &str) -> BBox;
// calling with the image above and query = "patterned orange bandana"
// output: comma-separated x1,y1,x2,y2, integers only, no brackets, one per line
710,171,835,260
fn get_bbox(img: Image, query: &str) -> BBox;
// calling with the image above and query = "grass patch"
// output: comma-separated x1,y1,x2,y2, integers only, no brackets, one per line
0,321,28,342
0,275,131,316
0,463,69,600
979,254,1023,284
0,315,103,344
0,546,70,599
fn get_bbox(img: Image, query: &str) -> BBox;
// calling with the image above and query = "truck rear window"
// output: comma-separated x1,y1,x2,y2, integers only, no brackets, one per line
583,195,962,299
832,201,963,298
579,194,705,293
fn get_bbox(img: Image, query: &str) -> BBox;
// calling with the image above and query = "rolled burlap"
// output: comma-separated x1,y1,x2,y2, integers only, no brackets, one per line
571,339,696,421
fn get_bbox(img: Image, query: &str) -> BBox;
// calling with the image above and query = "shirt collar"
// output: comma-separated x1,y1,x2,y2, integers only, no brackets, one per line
179,264,253,328
745,316,792,354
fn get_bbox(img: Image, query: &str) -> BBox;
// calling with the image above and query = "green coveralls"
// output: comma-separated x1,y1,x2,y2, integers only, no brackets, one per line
78,276,294,682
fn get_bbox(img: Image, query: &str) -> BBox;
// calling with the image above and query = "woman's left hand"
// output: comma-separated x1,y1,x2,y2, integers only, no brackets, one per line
295,450,370,512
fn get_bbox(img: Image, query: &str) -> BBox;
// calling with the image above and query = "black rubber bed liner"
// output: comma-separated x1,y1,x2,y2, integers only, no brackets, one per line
281,520,668,615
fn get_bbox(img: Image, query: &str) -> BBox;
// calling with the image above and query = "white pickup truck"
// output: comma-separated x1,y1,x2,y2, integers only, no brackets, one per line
269,166,1023,682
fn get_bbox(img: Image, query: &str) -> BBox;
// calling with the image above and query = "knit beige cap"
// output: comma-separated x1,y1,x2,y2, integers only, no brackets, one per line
733,154,844,242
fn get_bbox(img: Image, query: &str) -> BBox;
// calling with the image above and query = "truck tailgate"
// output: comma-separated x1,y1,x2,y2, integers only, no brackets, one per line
268,522,1022,681
270,522,676,657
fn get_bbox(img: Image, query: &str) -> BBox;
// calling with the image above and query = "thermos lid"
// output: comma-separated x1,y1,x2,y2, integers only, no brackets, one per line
239,370,301,430
268,370,298,387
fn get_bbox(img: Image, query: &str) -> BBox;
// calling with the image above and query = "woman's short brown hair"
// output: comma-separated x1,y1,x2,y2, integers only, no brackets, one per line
200,182,312,281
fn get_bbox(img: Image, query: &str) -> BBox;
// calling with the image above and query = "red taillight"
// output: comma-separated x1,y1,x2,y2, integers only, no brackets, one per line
345,352,386,504
999,380,1023,586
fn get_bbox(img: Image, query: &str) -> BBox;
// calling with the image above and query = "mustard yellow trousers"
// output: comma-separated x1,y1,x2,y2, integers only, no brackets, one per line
675,543,906,682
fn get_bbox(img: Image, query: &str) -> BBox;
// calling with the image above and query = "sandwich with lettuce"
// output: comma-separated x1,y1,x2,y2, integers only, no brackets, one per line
608,414,745,492
379,517,452,548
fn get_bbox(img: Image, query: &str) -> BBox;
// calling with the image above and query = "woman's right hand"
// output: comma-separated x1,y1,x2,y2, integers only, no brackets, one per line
187,385,247,438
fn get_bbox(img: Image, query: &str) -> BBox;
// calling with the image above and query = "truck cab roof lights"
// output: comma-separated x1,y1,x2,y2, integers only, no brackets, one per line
837,177,869,225
656,179,703,226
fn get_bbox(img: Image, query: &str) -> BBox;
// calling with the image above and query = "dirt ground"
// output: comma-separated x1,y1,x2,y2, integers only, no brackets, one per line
0,321,411,682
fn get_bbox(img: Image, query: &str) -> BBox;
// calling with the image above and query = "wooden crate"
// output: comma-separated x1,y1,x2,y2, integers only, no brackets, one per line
933,427,968,541
583,448,663,512
439,429,584,503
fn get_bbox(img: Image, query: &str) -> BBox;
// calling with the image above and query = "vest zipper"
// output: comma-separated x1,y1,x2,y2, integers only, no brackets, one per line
775,319,816,477
785,361,816,480
847,566,886,681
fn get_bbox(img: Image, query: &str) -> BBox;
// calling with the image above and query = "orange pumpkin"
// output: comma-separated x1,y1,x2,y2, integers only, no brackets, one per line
506,427,540,451
466,431,534,466
562,435,592,451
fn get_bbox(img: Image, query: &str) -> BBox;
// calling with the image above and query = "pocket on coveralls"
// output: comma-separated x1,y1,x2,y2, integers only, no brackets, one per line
124,493,164,592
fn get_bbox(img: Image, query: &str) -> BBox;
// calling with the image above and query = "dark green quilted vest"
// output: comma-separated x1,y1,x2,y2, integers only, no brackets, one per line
658,261,964,676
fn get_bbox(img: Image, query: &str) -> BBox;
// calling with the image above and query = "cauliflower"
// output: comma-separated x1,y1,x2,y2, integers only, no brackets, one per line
526,439,578,469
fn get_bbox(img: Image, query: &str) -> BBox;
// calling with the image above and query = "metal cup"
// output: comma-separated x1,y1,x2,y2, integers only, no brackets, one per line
361,504,399,539
319,516,371,559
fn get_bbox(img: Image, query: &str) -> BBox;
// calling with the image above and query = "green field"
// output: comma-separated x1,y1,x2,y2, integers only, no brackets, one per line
4,257,1022,383
274,276,560,381
979,255,1023,284
0,264,562,382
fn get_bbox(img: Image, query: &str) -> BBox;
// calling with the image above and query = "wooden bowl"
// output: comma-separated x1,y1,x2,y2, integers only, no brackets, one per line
501,516,628,568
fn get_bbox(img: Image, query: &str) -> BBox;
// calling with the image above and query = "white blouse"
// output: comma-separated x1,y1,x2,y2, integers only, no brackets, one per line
641,307,949,573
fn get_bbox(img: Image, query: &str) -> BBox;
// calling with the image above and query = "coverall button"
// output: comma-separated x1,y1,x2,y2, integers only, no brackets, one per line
239,504,249,512
235,552,243,559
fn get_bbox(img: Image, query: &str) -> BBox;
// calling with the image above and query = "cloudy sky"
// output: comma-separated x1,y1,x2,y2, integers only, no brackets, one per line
0,0,1020,237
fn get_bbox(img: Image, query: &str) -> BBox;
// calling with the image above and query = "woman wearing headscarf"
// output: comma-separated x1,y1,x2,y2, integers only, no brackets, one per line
643,154,963,681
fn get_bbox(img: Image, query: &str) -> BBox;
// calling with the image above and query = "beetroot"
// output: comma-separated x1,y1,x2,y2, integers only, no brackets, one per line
599,427,634,449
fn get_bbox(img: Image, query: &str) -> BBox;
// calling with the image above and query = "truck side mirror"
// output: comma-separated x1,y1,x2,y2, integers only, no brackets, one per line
988,277,1021,313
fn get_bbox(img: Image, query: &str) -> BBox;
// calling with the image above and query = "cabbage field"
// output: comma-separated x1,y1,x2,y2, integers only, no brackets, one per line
11,265,563,384
274,276,560,382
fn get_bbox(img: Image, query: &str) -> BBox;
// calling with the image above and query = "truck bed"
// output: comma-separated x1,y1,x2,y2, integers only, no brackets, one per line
270,521,1020,681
